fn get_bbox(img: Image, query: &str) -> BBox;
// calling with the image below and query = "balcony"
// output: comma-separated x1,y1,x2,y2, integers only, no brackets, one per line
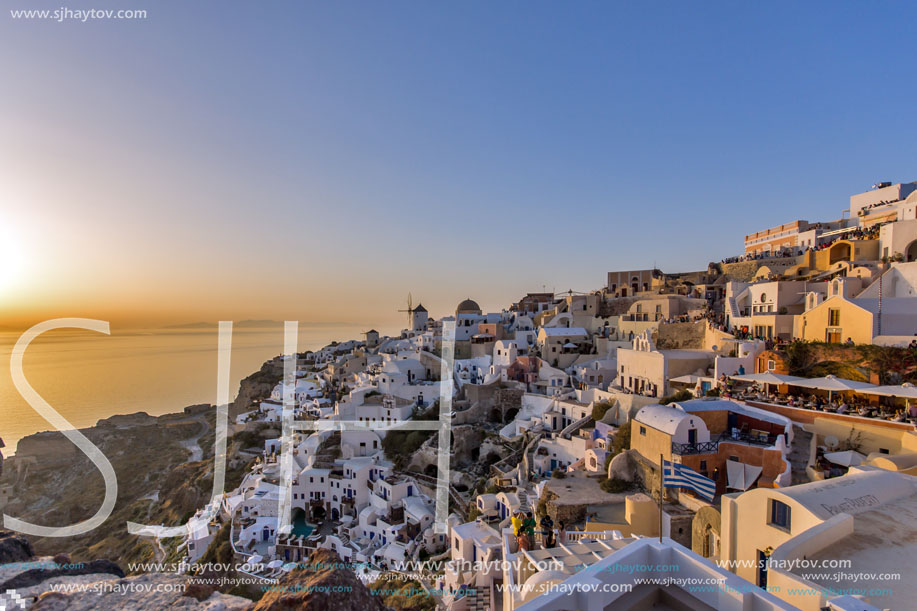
671,430,776,455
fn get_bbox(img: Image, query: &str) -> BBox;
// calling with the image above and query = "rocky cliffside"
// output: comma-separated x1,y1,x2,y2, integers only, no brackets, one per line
253,549,389,611
0,354,280,566
0,529,250,610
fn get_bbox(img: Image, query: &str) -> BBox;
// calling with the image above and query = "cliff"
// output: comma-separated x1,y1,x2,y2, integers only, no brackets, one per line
253,549,390,611
0,355,280,566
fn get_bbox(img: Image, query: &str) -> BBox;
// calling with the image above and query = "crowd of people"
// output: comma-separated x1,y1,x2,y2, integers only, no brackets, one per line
721,220,887,266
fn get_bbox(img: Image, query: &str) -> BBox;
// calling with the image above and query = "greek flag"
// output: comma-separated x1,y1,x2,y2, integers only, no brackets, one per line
663,460,716,501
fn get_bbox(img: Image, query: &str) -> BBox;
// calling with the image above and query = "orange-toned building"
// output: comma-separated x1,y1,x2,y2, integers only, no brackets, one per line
744,221,813,256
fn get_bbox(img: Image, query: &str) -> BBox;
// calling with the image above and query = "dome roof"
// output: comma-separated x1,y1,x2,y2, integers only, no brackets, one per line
456,298,482,314
521,570,569,603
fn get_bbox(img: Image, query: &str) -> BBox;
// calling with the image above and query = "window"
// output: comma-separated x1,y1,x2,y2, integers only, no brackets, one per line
767,360,776,371
769,499,791,530
639,426,647,436
828,308,841,326
700,460,707,471
879,448,890,454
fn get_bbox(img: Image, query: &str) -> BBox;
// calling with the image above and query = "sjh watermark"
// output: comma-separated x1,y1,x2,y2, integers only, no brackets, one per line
4,319,456,539
9,6,147,22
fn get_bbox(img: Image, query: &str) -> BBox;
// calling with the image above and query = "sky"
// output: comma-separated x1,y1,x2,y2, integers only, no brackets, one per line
1,0,916,330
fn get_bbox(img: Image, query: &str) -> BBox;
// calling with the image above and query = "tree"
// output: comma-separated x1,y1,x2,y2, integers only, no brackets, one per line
592,400,615,421
610,421,631,457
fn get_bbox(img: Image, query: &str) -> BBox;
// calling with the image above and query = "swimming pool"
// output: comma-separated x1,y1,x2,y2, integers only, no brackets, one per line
291,513,315,537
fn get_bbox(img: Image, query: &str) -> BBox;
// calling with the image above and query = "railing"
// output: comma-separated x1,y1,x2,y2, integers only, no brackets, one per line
671,440,720,455
672,431,775,455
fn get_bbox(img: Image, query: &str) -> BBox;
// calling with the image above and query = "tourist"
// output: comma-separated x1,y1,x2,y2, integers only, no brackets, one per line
558,521,567,546
512,512,527,551
540,513,555,548
523,512,536,550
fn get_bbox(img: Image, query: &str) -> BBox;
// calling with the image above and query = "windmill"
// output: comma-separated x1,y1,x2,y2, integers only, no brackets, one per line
398,293,414,327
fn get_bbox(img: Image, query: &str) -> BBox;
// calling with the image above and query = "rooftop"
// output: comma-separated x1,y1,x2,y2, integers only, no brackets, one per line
803,490,917,609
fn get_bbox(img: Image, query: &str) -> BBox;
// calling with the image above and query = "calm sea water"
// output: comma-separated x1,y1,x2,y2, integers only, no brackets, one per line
0,323,372,454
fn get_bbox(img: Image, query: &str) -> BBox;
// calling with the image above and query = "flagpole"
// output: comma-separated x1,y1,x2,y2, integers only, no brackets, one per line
659,453,663,543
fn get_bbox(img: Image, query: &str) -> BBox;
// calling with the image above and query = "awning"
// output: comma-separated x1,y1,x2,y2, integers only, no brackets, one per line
824,450,866,467
730,372,805,385
859,383,917,400
671,374,703,384
790,375,876,392
726,460,763,491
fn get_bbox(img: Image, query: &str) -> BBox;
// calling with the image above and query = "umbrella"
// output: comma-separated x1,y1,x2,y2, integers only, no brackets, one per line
823,450,866,467
730,372,805,395
860,383,917,400
730,372,805,385
266,560,284,569
790,375,876,402
281,562,298,572
248,554,263,566
791,375,875,392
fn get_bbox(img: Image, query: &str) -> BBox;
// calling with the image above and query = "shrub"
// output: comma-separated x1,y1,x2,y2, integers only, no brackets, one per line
610,421,631,456
659,390,693,405
551,470,566,479
592,400,615,421
600,477,632,494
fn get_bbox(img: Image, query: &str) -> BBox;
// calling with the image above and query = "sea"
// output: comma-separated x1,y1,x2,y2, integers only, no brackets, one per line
0,322,375,454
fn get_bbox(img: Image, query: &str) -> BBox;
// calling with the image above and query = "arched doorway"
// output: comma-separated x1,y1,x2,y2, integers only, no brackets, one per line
331,507,339,520
906,240,917,262
829,242,851,264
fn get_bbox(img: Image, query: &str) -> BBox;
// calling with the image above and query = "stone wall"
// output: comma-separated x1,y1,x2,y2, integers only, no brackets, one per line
493,388,524,422
464,381,500,405
691,505,722,558
655,321,706,349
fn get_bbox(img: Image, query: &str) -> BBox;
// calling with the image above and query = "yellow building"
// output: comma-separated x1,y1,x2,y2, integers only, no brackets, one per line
721,467,917,610
795,294,875,344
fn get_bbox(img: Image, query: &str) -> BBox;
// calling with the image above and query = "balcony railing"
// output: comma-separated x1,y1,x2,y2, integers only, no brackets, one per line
671,440,719,455
671,431,776,455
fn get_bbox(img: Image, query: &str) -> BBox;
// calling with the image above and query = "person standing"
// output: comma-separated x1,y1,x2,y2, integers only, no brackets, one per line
540,513,555,548
512,512,526,551
523,512,536,550
557,521,567,546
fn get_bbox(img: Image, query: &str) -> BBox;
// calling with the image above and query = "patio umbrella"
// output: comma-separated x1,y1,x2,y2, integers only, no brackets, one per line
248,554,263,565
730,372,805,385
791,375,876,401
281,562,298,572
730,372,805,395
266,560,284,569
861,383,917,400
670,375,702,384
823,450,866,467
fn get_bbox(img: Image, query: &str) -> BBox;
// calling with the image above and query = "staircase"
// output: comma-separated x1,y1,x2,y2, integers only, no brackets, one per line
786,426,814,485
727,297,740,321
518,492,531,515
465,585,490,611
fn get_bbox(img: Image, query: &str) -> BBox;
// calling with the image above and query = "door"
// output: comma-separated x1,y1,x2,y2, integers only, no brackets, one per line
688,428,697,445
757,549,768,587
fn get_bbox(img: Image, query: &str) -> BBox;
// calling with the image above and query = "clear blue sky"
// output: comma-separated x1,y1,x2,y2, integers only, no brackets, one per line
2,1,916,326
